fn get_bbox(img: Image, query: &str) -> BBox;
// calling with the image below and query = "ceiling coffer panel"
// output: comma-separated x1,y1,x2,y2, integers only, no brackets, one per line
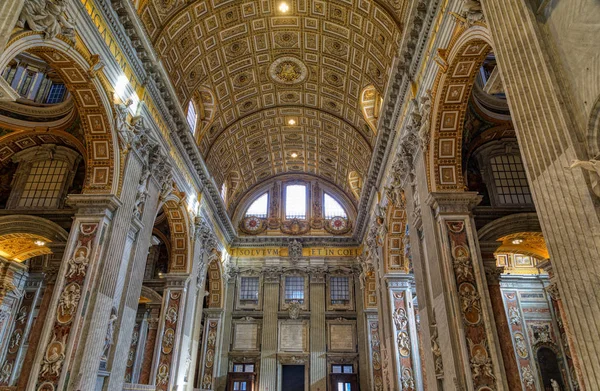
139,0,404,211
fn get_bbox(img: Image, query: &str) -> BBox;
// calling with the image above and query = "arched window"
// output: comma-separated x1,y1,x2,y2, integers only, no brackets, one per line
186,100,197,134
323,193,346,219
245,193,268,218
285,184,306,219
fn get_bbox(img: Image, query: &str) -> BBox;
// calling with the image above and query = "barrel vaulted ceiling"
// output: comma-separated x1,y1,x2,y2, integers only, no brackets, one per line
138,0,405,210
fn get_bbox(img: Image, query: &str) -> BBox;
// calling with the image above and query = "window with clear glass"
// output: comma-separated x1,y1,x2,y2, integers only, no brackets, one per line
186,101,197,134
221,182,227,201
285,184,306,219
45,83,66,104
323,193,347,219
233,381,248,390
245,193,268,218
240,277,259,302
332,365,354,374
489,155,532,205
285,276,305,303
233,364,255,373
18,160,68,208
330,276,350,304
337,382,352,391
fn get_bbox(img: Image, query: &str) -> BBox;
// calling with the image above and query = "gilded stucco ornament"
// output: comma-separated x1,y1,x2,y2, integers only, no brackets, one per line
269,57,308,85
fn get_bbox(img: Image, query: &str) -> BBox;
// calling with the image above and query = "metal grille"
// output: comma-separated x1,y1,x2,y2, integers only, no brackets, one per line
240,277,259,301
490,155,532,205
285,276,305,302
46,83,67,104
330,277,349,304
18,160,68,208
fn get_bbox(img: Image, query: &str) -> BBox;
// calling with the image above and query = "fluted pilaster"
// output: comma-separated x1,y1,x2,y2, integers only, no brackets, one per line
309,273,326,390
258,278,279,391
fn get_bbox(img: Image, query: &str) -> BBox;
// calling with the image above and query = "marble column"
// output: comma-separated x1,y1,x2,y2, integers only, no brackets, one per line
198,309,224,391
16,264,59,390
425,192,507,391
154,275,188,391
480,1,600,388
68,149,164,391
27,194,120,391
387,277,421,391
123,312,145,384
139,306,161,384
539,261,585,390
355,277,372,391
0,271,44,387
186,260,209,391
309,270,326,391
215,276,234,391
258,272,280,391
482,259,521,391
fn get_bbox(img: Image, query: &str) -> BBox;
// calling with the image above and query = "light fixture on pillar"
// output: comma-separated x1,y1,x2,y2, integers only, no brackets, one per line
511,238,524,245
34,240,46,246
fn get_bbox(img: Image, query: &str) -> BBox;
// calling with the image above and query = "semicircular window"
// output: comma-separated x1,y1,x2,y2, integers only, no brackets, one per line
323,193,346,219
245,193,268,218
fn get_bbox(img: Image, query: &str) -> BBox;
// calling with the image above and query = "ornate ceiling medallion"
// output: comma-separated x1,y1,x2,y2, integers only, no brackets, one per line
269,57,308,85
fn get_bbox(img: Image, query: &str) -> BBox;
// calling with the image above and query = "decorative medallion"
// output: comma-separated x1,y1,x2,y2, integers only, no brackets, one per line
281,218,310,235
325,216,351,234
269,57,308,85
240,216,267,235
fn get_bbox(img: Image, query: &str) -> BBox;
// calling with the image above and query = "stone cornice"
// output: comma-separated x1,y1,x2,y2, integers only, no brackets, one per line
66,194,122,217
96,0,236,242
231,236,360,248
353,0,439,242
427,192,483,215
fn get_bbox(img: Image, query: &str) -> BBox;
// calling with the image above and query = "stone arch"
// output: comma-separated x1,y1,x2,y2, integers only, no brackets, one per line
478,213,548,259
587,94,600,158
159,194,192,273
360,85,382,134
140,286,163,304
0,215,69,261
478,213,542,243
427,26,494,191
0,33,120,194
348,171,363,200
385,203,408,272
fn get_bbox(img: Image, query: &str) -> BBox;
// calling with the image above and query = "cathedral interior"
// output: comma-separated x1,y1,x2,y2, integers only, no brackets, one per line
0,0,597,390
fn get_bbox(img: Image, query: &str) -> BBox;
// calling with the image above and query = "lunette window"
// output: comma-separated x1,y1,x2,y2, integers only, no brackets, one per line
323,193,347,219
245,193,268,218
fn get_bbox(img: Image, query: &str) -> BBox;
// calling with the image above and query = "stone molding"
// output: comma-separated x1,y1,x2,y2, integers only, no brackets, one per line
353,0,438,242
102,0,236,241
426,192,482,215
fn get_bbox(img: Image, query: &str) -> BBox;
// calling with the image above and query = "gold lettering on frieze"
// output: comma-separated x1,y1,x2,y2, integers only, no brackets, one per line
230,247,361,258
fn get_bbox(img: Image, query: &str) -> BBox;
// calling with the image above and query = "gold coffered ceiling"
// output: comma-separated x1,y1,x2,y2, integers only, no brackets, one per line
139,0,404,208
